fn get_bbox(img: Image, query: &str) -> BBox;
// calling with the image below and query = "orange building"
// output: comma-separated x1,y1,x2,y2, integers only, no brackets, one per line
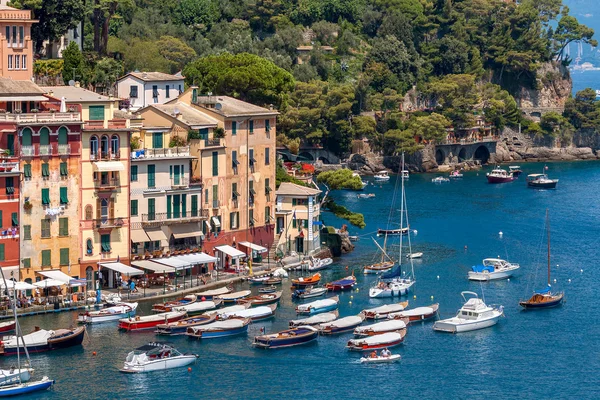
0,5,36,80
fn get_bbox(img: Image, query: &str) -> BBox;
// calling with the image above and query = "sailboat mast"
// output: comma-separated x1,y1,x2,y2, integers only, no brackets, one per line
547,209,551,286
398,153,405,270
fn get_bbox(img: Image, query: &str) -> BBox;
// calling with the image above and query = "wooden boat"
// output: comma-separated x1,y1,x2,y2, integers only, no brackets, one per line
364,236,395,275
291,273,321,287
292,286,327,300
259,286,277,294
120,343,197,373
0,377,54,397
252,326,319,349
152,295,197,313
325,275,356,291
203,303,250,317
0,321,15,334
319,314,365,335
377,227,409,237
519,210,564,309
172,299,223,316
354,318,409,337
360,354,401,364
118,311,186,332
195,286,231,300
78,303,138,324
387,304,439,323
216,290,252,304
186,318,251,339
264,277,282,285
218,304,277,322
361,301,409,320
248,276,270,284
296,296,339,315
289,310,339,328
0,326,86,355
347,331,407,351
237,291,282,307
156,314,216,335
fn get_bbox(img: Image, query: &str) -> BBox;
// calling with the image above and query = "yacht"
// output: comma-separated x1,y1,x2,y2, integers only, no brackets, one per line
468,258,520,281
374,171,390,181
120,343,197,373
433,291,503,333
486,167,514,183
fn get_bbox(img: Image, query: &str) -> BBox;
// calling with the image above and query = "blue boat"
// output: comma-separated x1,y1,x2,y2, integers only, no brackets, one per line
0,377,54,397
185,318,250,339
295,296,339,315
253,326,318,349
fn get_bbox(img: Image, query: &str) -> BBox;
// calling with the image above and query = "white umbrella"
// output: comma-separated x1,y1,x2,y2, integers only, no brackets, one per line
0,280,35,290
60,97,67,113
33,279,65,288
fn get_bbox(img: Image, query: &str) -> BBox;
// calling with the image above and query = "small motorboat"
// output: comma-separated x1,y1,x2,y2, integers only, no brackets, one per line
354,318,408,337
248,276,270,285
406,252,423,259
468,258,520,281
296,296,339,315
374,171,390,181
357,193,375,199
431,176,450,183
508,165,522,177
155,314,216,336
325,275,356,291
486,167,514,183
264,277,283,285
348,236,359,242
186,318,251,339
237,291,282,307
218,304,277,322
527,173,558,189
118,312,186,332
252,326,319,349
387,304,439,323
377,228,409,237
0,321,15,334
172,299,223,316
308,257,333,272
292,286,328,300
360,354,401,364
0,326,86,355
0,376,54,397
78,303,138,324
216,290,252,304
347,331,406,351
361,301,409,320
289,311,339,328
433,291,503,333
319,315,365,335
291,273,321,287
401,170,409,180
195,286,231,300
448,171,463,179
203,304,250,317
152,295,197,313
120,343,197,373
519,286,564,309
259,286,277,294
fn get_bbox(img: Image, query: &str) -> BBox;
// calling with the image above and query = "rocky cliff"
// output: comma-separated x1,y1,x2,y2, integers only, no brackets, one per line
513,62,572,109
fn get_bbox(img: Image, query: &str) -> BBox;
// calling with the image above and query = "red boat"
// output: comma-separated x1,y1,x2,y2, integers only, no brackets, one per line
152,294,197,313
0,320,15,334
325,275,356,291
486,168,514,184
347,330,407,351
118,311,186,331
291,273,321,288
387,304,439,323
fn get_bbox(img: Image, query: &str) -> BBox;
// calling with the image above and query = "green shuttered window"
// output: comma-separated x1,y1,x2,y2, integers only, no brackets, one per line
131,200,138,216
41,188,50,205
41,250,51,266
23,164,31,178
59,218,68,236
101,234,111,252
89,105,105,121
41,163,49,177
212,151,218,176
59,248,69,266
59,187,68,204
60,162,68,177
147,165,155,188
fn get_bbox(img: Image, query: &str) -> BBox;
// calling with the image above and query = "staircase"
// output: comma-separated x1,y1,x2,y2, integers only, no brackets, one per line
267,233,282,265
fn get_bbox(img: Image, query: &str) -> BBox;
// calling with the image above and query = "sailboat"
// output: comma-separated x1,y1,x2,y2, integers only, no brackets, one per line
369,153,416,298
0,270,54,396
519,210,564,309
363,237,394,274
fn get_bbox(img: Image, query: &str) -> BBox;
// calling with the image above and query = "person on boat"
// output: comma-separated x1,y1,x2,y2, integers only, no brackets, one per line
369,351,378,359
381,348,391,358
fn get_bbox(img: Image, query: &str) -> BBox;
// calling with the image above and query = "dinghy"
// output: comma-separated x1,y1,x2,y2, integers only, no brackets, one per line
195,286,231,300
172,299,223,316
216,290,251,304
186,318,251,339
360,354,401,364
252,326,319,349
319,315,365,335
118,312,186,332
218,304,277,322
78,303,138,324
361,301,409,320
155,314,216,335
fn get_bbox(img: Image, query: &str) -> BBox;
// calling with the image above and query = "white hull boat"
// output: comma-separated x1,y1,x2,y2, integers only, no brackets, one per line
354,319,408,337
406,252,423,259
319,315,365,334
369,279,414,298
172,300,222,315
289,311,338,328
195,286,231,299
433,291,503,333
374,171,390,181
78,303,138,324
0,369,33,386
360,354,401,364
362,301,409,320
218,304,277,321
121,343,197,373
217,290,252,303
296,296,339,315
468,258,520,281
204,304,250,317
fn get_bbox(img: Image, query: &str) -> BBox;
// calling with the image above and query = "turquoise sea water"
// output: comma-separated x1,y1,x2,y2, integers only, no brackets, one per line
12,161,600,399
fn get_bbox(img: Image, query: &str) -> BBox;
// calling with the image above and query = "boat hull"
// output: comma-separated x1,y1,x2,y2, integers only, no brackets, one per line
47,327,86,350
519,293,564,309
320,321,362,335
527,181,557,189
360,354,401,364
487,176,514,184
0,377,54,397
120,355,197,373
253,331,318,349
119,314,186,332
433,314,500,333
0,369,32,387
0,322,15,334
468,269,517,281
347,338,404,351
297,304,338,315
377,228,408,237
186,325,249,339
78,309,136,324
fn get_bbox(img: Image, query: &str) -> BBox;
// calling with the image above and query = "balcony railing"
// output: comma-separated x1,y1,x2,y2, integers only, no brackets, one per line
0,162,19,174
57,144,70,155
84,119,129,130
141,209,209,223
0,112,81,123
94,178,119,190
204,138,223,147
171,177,189,188
20,143,78,157
90,151,120,161
94,217,124,229
133,146,190,159
38,145,51,156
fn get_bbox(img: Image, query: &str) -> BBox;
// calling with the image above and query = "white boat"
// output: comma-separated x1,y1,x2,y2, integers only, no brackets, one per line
289,311,338,327
306,257,333,272
449,171,463,179
218,304,277,321
354,319,407,337
433,291,503,333
292,286,328,300
120,343,197,373
369,278,415,298
203,304,250,317
216,290,252,303
296,296,339,315
172,299,223,315
360,354,401,364
374,171,390,181
195,286,231,299
0,369,33,387
347,331,406,351
77,303,138,324
432,176,450,183
362,302,409,320
401,170,409,180
319,315,365,334
468,258,520,281
406,252,423,259
387,304,439,323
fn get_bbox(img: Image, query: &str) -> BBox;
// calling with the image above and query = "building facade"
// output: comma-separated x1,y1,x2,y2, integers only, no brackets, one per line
0,5,36,80
275,183,321,255
117,72,184,111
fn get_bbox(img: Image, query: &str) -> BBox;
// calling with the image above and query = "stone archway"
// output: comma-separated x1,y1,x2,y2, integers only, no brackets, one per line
298,152,314,161
458,148,467,162
473,145,490,164
435,149,445,165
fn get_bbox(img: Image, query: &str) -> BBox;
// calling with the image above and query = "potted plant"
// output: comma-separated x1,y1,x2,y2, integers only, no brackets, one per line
213,127,225,139
23,200,33,211
130,136,141,152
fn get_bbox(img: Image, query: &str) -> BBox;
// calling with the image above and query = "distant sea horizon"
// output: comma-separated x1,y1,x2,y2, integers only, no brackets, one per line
570,68,600,95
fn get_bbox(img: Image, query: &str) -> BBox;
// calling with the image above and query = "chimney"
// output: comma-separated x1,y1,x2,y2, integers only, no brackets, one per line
142,72,147,79
74,81,80,88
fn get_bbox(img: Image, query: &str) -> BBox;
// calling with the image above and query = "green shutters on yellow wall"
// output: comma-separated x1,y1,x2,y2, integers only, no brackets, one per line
59,218,68,236
59,248,69,265
41,163,49,177
41,250,51,266
60,162,68,176
23,164,31,178
59,187,68,204
41,188,50,205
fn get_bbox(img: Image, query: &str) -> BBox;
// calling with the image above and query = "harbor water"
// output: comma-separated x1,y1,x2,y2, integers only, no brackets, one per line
13,161,600,399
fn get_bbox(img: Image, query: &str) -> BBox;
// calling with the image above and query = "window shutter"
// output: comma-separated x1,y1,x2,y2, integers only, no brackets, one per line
22,258,30,268
96,199,101,220
23,225,31,240
182,194,187,217
60,187,68,204
41,250,51,266
109,199,115,219
147,165,155,187
59,218,68,236
212,151,218,176
166,195,172,219
292,198,297,206
41,163,49,177
41,188,50,205
60,162,68,176
191,195,198,217
24,164,31,178
304,219,309,228
11,212,17,226
0,244,5,261
60,248,69,265
292,219,297,228
130,165,137,181
232,121,237,135
131,200,138,216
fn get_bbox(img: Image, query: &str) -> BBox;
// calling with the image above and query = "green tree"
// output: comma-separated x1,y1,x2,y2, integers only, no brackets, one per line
62,42,86,84
365,35,418,94
383,129,422,155
408,113,451,142
553,13,597,60
564,88,600,129
316,169,364,190
93,57,123,90
157,36,197,73
175,0,220,29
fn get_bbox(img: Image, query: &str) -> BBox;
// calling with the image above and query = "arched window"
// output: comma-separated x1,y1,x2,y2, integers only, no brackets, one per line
58,126,68,145
21,127,32,146
86,266,94,291
86,239,93,255
100,135,109,157
111,135,119,156
39,127,50,146
85,205,93,220
90,136,98,155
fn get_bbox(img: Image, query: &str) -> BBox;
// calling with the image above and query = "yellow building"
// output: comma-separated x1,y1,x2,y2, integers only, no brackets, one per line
275,183,322,254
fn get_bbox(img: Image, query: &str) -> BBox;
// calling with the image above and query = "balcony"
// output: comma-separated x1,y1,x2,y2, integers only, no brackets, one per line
38,145,51,156
212,200,221,209
141,209,209,224
0,112,81,124
170,177,189,189
57,144,70,155
132,146,190,160
20,143,79,157
94,217,124,229
198,138,225,149
90,151,120,161
0,162,19,175
84,119,130,130
94,178,119,190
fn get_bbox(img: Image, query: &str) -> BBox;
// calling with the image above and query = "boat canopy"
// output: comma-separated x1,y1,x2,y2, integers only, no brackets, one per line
535,285,552,294
527,174,544,178
471,265,494,273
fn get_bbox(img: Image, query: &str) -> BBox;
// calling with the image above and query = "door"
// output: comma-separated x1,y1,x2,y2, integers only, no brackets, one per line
173,165,180,185
277,217,284,234
6,134,14,155
295,237,304,253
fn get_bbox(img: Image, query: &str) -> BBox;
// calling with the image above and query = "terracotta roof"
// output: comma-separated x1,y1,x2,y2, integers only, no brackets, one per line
42,86,117,102
123,72,184,82
194,95,278,117
0,78,44,95
149,102,218,128
276,182,321,197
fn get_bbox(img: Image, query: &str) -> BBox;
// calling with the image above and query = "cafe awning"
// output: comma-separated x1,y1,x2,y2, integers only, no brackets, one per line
214,245,246,259
0,266,19,278
130,229,150,243
131,260,175,274
152,257,192,270
93,161,125,172
99,262,143,276
38,270,75,284
146,227,168,242
238,241,268,253
170,223,202,239
177,253,217,264
33,278,66,288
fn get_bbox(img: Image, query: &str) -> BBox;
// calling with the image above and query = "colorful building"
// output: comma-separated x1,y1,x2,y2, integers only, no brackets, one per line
117,72,184,111
0,5,36,80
